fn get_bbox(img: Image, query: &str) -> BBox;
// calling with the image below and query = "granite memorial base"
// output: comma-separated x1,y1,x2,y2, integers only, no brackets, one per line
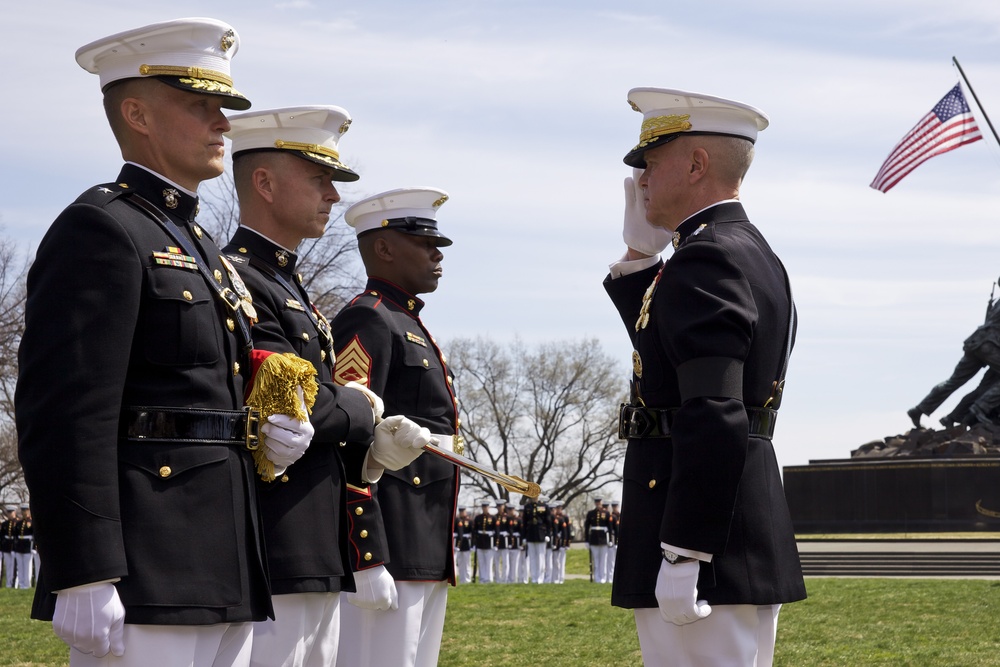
783,457,1000,533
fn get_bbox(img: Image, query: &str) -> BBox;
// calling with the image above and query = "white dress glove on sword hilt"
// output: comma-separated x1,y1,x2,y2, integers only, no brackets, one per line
53,581,126,657
623,168,671,255
370,415,430,470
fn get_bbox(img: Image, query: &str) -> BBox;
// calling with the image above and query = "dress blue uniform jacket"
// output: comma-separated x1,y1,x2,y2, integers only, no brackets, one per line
604,201,806,609
331,278,459,583
224,227,378,594
16,164,272,625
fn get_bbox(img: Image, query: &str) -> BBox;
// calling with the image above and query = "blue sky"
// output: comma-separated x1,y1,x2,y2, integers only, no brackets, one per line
5,1,1000,472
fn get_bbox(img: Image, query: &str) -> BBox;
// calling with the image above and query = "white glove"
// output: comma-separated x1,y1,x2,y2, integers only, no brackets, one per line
369,415,430,470
347,565,398,611
345,381,384,423
53,582,126,657
623,168,671,255
260,387,315,473
655,558,712,625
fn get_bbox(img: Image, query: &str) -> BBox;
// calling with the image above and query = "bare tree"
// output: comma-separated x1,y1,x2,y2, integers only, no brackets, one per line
199,172,365,316
448,337,627,519
0,234,31,502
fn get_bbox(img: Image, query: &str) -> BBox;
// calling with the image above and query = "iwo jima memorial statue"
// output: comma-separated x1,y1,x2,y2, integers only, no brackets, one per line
784,278,1000,534
785,60,1000,533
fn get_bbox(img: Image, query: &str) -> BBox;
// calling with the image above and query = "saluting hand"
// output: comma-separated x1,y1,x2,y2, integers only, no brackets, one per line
622,168,671,256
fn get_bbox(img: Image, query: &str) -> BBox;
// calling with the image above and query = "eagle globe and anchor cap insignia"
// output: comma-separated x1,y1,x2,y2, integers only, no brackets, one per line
220,28,236,52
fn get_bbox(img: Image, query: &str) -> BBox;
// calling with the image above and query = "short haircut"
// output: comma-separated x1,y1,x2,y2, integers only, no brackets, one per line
232,150,284,200
702,135,755,186
102,78,158,144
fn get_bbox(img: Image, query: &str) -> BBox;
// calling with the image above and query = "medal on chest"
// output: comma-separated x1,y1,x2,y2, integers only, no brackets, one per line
219,255,258,323
635,265,665,332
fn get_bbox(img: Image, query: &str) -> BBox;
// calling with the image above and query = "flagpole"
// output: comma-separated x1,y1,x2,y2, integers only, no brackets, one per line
952,56,1000,147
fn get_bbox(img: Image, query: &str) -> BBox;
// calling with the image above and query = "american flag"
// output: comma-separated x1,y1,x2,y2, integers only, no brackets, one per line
870,84,982,193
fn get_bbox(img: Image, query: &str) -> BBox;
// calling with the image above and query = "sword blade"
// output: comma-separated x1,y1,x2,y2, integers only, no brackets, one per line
423,440,541,498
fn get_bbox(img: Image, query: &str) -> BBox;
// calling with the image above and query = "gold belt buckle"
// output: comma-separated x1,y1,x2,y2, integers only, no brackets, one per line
245,407,261,450
453,434,465,456
220,287,241,313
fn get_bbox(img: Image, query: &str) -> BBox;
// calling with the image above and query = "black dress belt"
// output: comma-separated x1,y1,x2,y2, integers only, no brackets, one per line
122,406,261,450
618,404,777,440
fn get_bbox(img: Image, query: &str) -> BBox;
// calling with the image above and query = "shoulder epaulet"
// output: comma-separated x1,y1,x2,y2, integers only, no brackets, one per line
684,222,713,245
687,224,718,243
74,183,128,208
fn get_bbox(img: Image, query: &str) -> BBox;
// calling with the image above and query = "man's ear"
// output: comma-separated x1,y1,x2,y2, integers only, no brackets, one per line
688,147,709,184
372,236,394,263
120,97,151,137
252,167,275,204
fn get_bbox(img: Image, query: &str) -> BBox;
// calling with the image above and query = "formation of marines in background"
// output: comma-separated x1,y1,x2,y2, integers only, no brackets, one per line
454,497,621,584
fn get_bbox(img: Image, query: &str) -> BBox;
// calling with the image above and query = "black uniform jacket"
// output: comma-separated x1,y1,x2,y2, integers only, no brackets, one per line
521,501,551,543
454,516,473,551
331,278,459,584
16,164,271,625
224,227,377,594
0,519,13,553
14,518,33,554
551,515,571,549
472,512,498,550
584,508,612,546
604,201,806,609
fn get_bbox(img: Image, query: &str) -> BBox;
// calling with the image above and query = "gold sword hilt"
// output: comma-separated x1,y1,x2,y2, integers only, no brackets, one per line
423,440,541,499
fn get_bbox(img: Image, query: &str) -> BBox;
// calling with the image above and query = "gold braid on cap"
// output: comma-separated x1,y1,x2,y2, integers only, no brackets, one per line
139,64,234,87
639,114,693,144
274,140,341,161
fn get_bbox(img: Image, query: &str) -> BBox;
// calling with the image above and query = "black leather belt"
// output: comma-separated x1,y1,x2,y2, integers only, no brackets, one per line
122,407,261,450
618,404,777,440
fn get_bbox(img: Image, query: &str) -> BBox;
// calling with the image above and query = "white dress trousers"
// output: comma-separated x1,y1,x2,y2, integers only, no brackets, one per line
634,604,780,667
336,581,448,667
525,542,546,584
70,622,253,667
250,592,341,667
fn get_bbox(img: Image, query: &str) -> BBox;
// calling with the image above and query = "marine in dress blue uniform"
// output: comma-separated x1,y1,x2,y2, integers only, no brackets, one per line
331,188,461,667
453,506,474,584
1,506,15,588
604,88,806,667
521,497,551,584
547,500,569,584
12,19,318,667
608,500,620,583
221,106,429,667
472,501,498,583
13,504,34,589
584,497,612,584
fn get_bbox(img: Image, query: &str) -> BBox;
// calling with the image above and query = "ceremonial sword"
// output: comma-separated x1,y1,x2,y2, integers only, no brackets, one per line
424,439,541,499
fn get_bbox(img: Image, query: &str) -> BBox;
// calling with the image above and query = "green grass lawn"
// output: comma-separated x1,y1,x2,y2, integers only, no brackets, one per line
5,552,1000,667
